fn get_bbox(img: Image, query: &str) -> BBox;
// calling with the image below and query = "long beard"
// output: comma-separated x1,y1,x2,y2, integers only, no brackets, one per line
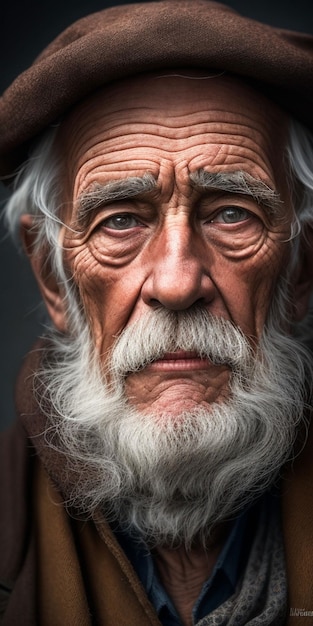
37,302,313,549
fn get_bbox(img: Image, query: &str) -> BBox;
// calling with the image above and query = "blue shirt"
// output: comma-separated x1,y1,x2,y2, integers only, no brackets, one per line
113,503,254,625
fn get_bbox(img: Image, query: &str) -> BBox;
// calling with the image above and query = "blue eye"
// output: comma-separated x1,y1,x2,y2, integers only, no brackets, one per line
103,214,139,230
212,207,249,224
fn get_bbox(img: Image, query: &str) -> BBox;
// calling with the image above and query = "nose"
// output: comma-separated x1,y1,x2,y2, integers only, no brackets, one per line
141,221,216,311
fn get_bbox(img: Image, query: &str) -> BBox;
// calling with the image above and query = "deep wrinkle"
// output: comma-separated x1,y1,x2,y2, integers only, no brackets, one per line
58,74,292,396
74,168,283,232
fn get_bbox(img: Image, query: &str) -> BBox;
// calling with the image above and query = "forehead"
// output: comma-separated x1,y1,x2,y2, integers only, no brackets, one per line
57,72,289,201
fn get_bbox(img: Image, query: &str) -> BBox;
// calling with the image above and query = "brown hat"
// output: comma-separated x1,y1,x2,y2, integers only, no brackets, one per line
1,0,313,178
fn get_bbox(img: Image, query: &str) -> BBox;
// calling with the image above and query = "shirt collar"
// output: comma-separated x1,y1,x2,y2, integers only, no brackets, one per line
113,504,251,619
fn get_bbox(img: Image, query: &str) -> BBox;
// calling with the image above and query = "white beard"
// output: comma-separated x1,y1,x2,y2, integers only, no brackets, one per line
38,303,312,548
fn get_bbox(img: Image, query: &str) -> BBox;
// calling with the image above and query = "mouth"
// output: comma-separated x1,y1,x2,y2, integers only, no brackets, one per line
146,350,212,372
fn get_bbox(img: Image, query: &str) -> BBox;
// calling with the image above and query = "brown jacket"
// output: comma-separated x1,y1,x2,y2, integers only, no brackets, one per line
0,420,164,625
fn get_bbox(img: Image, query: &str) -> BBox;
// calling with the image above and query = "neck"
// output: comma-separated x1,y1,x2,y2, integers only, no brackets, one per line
152,528,227,626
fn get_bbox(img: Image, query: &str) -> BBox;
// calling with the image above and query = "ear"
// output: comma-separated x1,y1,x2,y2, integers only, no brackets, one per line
293,226,313,322
20,214,68,333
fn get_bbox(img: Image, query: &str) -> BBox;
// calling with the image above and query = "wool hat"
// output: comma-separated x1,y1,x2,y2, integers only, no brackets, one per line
1,0,313,178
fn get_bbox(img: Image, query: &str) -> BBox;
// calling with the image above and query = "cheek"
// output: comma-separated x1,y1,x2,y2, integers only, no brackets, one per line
212,239,289,338
66,245,144,351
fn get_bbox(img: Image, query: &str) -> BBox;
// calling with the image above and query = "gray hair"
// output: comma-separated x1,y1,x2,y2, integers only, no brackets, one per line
3,116,313,328
5,118,313,244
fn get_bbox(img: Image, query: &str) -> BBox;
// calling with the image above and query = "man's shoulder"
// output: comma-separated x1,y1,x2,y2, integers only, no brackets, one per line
0,419,32,490
0,421,34,576
0,422,39,623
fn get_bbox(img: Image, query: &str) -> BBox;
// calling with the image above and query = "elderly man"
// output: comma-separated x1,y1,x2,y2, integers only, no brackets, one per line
1,1,313,624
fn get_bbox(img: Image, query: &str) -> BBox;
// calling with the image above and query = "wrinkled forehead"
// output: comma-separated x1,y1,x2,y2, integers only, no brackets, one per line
57,72,289,198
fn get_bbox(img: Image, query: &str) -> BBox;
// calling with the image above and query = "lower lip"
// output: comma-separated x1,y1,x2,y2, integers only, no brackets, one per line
146,352,212,372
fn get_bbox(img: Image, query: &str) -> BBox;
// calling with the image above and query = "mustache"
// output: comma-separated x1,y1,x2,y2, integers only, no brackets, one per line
108,307,253,378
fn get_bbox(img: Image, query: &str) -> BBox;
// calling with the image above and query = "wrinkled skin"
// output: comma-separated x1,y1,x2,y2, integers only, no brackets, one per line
57,73,293,418
21,73,313,626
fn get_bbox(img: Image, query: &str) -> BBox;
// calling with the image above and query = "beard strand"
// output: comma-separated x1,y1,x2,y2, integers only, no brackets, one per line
36,303,313,549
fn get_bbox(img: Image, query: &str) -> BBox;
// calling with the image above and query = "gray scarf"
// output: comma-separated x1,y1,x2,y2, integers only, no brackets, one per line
198,499,287,625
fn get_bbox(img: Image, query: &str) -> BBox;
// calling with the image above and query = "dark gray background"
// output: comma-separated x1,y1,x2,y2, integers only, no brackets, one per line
1,0,313,430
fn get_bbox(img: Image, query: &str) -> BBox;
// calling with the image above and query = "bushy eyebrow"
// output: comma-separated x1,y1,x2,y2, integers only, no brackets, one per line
75,168,283,230
190,169,283,216
75,173,157,229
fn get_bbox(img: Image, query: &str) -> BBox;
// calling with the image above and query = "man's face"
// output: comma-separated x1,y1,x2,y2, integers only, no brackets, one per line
59,73,292,417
